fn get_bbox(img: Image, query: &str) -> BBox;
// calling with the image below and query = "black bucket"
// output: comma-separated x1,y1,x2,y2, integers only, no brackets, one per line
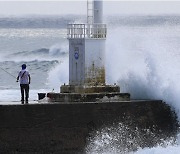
38,93,46,100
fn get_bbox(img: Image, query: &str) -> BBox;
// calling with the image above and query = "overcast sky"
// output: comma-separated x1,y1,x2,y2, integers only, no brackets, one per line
0,1,180,16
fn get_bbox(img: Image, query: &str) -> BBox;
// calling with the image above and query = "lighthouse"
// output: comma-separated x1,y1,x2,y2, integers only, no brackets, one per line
67,0,106,87
47,0,130,102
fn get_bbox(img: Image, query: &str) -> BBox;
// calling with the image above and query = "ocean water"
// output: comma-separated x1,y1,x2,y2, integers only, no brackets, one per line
0,15,180,153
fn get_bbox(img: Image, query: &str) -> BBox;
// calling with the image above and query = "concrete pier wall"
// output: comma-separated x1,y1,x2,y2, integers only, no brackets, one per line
47,92,130,102
0,101,178,153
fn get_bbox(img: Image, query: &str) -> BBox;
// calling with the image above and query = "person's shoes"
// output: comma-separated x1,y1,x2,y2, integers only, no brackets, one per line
21,101,24,104
25,101,28,104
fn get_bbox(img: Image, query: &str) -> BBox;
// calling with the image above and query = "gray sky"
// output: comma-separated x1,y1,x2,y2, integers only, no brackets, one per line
0,1,180,16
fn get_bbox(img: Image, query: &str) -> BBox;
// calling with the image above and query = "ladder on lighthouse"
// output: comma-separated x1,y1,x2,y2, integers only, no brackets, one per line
87,0,94,24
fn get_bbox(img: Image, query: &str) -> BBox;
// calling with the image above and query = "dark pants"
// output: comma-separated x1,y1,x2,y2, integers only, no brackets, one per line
20,84,29,104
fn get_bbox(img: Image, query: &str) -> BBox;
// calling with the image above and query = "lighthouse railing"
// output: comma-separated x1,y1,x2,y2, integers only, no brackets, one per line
67,24,106,39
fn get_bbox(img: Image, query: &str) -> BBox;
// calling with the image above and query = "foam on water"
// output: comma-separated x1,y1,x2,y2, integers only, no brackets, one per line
134,133,180,154
47,57,69,91
135,145,180,154
85,122,178,154
106,25,180,119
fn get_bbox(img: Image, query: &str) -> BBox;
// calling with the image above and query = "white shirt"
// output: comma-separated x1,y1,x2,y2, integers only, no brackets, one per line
18,69,30,84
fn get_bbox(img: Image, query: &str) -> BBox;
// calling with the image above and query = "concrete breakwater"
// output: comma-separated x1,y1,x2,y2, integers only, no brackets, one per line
0,100,178,153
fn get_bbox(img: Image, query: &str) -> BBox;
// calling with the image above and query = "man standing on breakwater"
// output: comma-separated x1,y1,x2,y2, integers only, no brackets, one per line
16,64,31,104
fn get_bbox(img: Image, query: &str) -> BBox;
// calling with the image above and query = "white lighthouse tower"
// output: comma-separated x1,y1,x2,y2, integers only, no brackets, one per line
61,0,120,94
67,0,106,87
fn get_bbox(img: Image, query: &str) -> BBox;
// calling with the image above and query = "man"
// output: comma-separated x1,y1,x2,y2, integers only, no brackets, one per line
16,64,31,104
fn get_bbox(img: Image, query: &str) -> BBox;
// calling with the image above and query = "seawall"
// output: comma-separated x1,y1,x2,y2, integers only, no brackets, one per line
0,100,178,153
